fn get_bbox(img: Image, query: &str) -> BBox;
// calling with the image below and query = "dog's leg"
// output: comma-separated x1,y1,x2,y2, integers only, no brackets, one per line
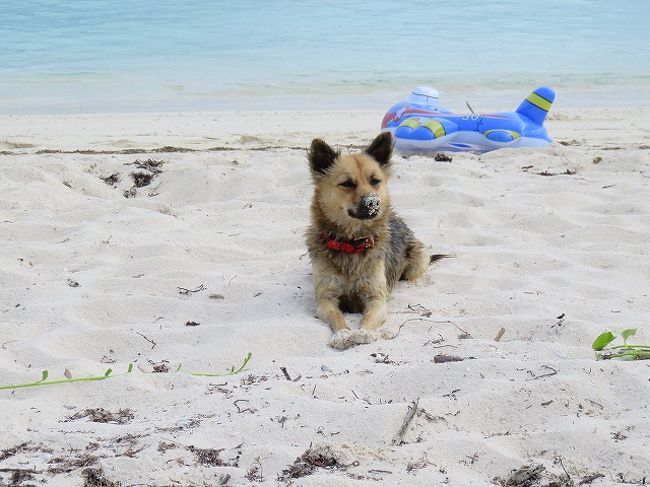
317,299,348,332
401,237,430,281
328,265,391,350
329,269,388,350
360,297,387,330
313,261,348,332
358,264,388,330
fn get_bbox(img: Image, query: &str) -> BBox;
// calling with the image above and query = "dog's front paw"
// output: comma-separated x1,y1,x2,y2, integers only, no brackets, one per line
328,329,355,350
328,327,397,350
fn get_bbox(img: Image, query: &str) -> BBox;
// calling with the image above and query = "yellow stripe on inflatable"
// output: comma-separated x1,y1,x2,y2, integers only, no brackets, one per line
484,130,521,140
526,92,552,111
423,119,446,138
399,118,421,128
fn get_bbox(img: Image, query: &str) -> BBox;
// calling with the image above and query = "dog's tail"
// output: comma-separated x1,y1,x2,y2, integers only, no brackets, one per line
430,254,451,264
515,87,555,125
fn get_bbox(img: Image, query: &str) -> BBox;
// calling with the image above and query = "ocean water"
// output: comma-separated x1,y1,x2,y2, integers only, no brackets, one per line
1,0,649,114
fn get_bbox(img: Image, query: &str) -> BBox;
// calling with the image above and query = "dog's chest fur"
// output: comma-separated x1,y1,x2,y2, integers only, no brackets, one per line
306,208,414,291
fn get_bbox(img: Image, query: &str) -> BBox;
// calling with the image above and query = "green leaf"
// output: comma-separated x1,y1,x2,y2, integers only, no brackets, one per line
127,363,134,373
104,368,113,377
40,370,49,382
188,352,253,377
621,328,637,344
592,331,616,351
175,364,182,372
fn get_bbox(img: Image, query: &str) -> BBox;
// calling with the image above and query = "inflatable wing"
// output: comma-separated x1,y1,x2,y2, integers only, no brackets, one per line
381,87,555,153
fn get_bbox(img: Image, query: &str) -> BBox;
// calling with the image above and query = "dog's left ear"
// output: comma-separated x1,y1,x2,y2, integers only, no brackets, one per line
366,132,393,167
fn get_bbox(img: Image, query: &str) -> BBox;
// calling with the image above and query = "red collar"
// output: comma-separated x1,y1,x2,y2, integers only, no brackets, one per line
323,232,375,254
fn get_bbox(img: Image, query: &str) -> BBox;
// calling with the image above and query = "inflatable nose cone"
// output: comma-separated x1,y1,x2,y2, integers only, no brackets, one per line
408,86,439,108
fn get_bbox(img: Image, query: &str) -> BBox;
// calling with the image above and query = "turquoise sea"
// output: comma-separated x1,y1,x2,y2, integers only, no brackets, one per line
1,0,649,114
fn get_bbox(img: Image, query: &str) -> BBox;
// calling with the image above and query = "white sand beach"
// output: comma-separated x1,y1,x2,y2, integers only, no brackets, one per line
1,109,649,486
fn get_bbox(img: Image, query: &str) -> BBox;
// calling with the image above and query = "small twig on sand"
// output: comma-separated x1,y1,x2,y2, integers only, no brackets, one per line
397,318,470,338
392,398,420,445
351,390,372,405
494,327,506,342
177,284,205,295
422,334,446,346
534,365,558,380
136,332,156,349
578,473,605,485
586,399,604,410
407,303,432,317
556,456,571,481
442,389,460,400
280,367,292,381
233,399,254,414
433,354,465,363
0,468,43,474
425,344,457,350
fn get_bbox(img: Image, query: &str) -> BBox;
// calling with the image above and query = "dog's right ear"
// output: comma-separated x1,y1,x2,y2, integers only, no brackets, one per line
366,132,393,167
308,139,339,176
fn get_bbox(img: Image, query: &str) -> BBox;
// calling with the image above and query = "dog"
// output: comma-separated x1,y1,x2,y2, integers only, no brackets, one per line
306,132,436,349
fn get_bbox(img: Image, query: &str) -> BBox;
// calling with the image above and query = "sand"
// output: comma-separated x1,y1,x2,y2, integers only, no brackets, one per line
0,108,649,486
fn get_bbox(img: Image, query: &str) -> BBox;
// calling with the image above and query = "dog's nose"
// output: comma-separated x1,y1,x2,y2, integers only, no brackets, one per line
354,193,381,220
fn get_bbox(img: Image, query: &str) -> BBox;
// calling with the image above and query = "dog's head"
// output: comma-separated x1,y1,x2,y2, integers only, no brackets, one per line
308,132,393,230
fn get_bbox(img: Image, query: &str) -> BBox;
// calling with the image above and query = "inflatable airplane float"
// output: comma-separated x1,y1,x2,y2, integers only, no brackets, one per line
381,86,555,153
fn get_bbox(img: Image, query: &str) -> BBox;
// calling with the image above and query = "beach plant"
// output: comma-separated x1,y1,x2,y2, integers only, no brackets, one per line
0,352,253,391
0,364,134,391
592,328,650,360
178,352,253,377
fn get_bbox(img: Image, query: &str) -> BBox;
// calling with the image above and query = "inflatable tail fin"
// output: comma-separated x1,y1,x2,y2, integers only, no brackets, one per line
515,87,555,125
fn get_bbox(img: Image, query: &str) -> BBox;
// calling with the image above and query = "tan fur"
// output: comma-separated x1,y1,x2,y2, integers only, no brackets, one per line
305,133,430,348
312,153,391,239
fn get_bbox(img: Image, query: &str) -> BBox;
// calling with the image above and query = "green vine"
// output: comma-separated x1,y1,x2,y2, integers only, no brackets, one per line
0,353,252,391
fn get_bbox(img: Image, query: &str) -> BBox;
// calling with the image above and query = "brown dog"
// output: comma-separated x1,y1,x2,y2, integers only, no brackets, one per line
305,132,432,349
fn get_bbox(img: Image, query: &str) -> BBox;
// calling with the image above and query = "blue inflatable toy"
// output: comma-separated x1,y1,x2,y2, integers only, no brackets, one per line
381,86,555,153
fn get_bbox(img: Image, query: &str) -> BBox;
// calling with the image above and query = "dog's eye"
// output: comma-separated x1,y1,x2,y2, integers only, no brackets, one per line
370,177,382,186
338,180,356,189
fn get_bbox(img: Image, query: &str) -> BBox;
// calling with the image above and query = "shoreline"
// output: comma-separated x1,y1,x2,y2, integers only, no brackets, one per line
3,80,650,116
2,107,650,155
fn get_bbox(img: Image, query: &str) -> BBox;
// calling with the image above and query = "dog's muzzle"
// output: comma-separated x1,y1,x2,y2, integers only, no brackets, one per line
348,193,381,220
